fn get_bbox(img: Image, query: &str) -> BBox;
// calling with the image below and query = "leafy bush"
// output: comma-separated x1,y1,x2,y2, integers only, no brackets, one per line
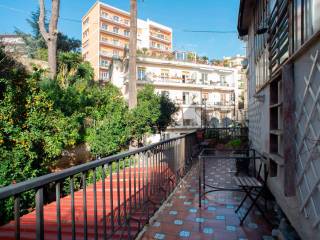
85,84,130,157
127,85,178,143
0,49,82,222
226,139,242,148
34,48,48,61
0,48,178,223
128,85,161,142
204,129,220,139
157,94,179,133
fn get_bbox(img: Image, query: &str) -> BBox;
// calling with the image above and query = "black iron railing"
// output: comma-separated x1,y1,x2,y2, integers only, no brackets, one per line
0,132,198,240
204,127,248,142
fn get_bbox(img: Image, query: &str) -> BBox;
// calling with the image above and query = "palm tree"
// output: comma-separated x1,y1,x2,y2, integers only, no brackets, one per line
128,0,137,109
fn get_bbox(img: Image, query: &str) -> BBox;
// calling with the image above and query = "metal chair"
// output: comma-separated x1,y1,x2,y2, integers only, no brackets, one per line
234,158,271,225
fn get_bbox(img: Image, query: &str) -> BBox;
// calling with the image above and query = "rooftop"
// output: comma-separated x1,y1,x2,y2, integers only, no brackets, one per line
82,1,172,32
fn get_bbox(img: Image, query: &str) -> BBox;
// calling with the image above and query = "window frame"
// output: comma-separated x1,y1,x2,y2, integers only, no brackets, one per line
137,67,146,81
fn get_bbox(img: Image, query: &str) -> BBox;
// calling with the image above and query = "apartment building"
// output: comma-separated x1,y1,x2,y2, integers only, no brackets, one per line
224,55,248,122
110,55,243,137
0,35,26,55
238,0,320,239
82,1,172,81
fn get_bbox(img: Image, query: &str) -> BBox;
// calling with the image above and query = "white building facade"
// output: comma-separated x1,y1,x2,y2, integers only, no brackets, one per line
238,0,320,239
110,56,244,137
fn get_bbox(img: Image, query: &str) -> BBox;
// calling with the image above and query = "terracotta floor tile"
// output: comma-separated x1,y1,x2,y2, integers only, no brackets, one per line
140,159,276,240
187,231,214,240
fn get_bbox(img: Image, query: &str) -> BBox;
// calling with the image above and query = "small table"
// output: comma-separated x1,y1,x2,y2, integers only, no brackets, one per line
199,140,210,150
198,148,253,207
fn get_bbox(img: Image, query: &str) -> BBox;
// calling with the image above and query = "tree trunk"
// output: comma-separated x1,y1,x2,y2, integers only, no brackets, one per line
128,0,137,109
47,38,57,78
38,0,60,79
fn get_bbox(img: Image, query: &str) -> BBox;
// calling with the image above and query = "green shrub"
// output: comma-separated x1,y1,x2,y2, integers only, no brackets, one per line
34,48,48,61
0,48,178,223
226,139,242,148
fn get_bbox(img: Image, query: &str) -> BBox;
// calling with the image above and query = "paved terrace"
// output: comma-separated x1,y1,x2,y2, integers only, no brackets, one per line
139,156,275,240
0,130,276,240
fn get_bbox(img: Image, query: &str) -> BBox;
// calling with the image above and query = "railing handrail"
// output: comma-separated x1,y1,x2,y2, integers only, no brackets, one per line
205,127,248,130
0,131,196,200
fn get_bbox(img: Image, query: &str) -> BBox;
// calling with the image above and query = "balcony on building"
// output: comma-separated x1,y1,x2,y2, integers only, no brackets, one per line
137,74,235,92
149,32,171,44
100,50,122,59
100,11,130,28
100,38,128,50
100,25,130,40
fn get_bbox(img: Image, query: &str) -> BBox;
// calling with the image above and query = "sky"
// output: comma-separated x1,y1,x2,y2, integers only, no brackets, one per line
0,0,245,59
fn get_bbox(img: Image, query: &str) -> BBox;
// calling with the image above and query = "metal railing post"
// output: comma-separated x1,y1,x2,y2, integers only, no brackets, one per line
36,188,44,240
82,172,88,240
70,177,76,240
0,131,198,240
14,195,20,240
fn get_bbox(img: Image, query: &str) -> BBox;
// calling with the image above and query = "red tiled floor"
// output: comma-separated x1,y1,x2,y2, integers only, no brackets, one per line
0,163,176,240
139,160,276,240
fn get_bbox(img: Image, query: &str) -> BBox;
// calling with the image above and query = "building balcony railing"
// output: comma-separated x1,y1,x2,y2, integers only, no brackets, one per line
99,63,109,69
138,77,235,89
100,27,130,39
101,14,130,28
150,33,171,43
206,101,235,108
170,123,200,129
175,101,234,109
149,46,171,52
100,50,121,59
137,52,235,66
155,77,196,84
100,40,127,49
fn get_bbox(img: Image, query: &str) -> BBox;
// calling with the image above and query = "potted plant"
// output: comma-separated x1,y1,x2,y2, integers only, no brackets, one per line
226,139,250,175
196,129,205,142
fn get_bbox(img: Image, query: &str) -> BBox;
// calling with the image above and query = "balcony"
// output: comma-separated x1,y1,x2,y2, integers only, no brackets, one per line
0,128,280,240
100,50,121,59
101,14,130,28
149,46,172,53
100,63,109,69
150,33,171,44
172,99,234,111
100,27,130,40
138,77,235,91
100,40,127,50
136,52,231,66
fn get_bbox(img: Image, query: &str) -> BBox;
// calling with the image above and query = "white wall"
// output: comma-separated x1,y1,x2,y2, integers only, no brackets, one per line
110,58,242,129
137,19,150,49
244,9,320,240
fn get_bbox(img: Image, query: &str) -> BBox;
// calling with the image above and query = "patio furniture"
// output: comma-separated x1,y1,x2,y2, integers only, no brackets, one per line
198,148,252,207
200,140,210,150
234,158,271,225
